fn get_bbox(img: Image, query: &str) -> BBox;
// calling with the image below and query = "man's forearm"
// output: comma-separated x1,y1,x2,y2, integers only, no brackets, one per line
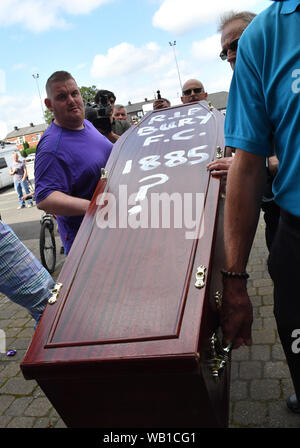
224,149,266,271
221,149,266,347
37,191,90,216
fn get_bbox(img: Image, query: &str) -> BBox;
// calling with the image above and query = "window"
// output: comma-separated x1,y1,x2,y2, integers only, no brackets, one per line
0,157,7,169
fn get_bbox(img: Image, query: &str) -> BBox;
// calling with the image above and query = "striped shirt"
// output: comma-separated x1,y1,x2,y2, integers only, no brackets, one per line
0,220,54,323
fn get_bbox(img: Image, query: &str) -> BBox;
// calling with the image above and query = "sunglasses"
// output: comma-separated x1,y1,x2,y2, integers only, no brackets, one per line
219,38,239,60
183,87,203,96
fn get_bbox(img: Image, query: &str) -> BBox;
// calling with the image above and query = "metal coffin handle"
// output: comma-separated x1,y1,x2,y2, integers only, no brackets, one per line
208,332,232,379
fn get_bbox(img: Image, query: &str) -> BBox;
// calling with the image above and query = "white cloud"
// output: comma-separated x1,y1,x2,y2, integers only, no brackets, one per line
0,0,113,32
91,42,172,79
191,34,221,61
0,94,45,138
11,63,27,71
75,63,88,70
89,35,233,109
152,0,270,34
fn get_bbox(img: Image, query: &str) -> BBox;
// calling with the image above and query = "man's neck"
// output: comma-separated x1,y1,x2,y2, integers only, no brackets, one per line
54,119,84,131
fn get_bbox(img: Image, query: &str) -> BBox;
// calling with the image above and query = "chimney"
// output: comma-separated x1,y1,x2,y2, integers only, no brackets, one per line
30,122,34,127
145,98,148,102
128,101,131,105
14,126,19,131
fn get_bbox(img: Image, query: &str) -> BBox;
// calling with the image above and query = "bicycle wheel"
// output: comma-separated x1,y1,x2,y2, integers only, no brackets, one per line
27,178,35,193
40,220,56,273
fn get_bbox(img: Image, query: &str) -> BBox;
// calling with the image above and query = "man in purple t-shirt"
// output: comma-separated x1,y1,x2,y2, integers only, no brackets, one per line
35,71,113,254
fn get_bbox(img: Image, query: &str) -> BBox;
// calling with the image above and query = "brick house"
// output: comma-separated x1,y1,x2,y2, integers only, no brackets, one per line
5,122,47,151
125,98,155,123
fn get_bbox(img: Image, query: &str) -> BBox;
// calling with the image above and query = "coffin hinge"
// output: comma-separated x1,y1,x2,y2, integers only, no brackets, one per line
194,265,207,289
48,282,63,305
216,146,223,159
101,168,108,179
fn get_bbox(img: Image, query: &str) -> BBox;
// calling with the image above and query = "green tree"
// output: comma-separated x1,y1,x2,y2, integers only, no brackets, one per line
44,109,54,127
80,85,98,104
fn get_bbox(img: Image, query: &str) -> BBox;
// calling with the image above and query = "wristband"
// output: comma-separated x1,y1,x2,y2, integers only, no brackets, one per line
221,269,249,280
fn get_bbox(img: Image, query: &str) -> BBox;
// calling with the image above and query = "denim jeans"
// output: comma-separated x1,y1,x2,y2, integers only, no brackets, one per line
14,180,33,206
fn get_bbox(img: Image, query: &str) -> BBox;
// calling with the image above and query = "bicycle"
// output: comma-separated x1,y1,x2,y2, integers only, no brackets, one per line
39,213,56,274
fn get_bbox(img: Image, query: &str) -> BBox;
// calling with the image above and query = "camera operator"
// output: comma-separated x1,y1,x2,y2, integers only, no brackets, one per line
85,90,130,143
153,90,171,110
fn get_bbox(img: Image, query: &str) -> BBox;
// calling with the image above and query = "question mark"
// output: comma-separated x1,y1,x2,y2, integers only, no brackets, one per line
128,173,169,215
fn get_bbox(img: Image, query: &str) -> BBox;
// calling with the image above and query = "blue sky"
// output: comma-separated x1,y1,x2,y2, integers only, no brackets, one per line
0,0,271,139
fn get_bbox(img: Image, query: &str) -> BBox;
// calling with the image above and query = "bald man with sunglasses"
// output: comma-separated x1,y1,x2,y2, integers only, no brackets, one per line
181,79,208,104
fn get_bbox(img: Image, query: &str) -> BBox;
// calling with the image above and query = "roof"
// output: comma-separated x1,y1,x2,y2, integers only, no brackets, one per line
125,91,228,115
207,91,228,110
126,100,154,114
5,123,47,139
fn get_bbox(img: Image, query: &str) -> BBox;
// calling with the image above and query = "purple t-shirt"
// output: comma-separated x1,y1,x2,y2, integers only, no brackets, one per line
35,120,113,254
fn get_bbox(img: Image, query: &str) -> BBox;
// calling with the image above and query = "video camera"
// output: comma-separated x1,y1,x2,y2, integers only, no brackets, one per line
85,94,112,134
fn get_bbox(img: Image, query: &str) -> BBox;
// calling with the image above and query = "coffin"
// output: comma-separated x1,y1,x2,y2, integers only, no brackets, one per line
21,101,230,428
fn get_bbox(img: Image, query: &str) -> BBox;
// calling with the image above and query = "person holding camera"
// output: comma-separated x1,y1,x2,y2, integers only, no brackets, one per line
34,71,113,255
85,90,131,143
153,98,170,110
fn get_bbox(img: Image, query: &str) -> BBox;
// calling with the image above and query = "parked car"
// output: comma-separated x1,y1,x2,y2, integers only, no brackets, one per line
0,142,18,189
26,154,36,163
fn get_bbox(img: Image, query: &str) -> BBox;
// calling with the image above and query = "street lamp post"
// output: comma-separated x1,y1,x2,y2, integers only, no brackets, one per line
32,73,45,122
169,41,183,92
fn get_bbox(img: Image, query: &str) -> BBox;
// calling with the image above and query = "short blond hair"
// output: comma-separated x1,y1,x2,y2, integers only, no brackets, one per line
46,71,75,97
218,11,256,33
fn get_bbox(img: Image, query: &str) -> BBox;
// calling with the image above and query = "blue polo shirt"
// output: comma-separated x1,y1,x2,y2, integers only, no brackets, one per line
225,0,300,216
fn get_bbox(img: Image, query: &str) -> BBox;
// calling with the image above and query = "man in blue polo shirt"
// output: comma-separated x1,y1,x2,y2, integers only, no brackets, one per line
35,71,113,255
221,0,300,413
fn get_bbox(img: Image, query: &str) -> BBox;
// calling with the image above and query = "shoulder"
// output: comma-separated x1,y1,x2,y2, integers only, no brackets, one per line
113,119,131,134
122,120,131,130
36,122,61,152
238,3,277,56
83,119,113,146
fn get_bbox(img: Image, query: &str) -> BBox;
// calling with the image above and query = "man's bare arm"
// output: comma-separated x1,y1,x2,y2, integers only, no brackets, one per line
22,166,28,182
37,191,90,216
221,149,266,348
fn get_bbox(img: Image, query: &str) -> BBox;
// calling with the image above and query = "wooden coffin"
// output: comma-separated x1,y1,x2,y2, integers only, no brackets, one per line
21,101,230,428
